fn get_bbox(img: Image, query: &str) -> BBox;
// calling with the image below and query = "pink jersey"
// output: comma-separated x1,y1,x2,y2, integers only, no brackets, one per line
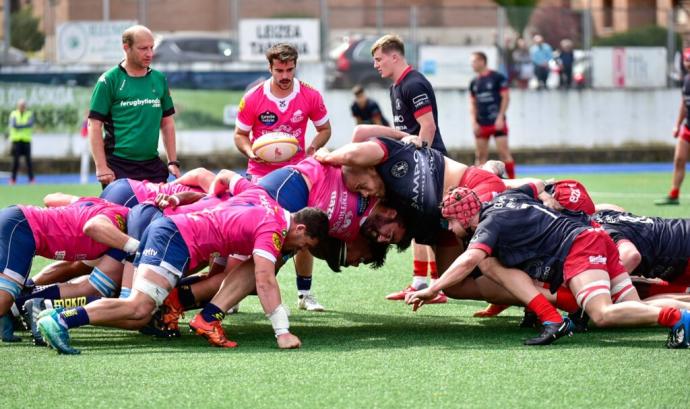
19,197,128,261
236,79,329,177
293,158,377,242
162,194,229,216
128,179,205,204
170,189,289,271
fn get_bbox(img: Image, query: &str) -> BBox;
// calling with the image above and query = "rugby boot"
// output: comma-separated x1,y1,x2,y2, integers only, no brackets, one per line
189,313,237,348
424,291,448,304
160,288,184,337
519,308,539,329
524,318,573,346
1,315,21,343
568,308,590,333
37,309,80,355
666,310,690,349
385,283,427,301
473,303,509,318
297,293,325,311
654,196,679,206
22,298,47,346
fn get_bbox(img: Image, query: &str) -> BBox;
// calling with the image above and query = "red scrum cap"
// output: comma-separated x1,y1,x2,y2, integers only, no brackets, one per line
550,180,595,215
683,47,690,61
441,187,481,229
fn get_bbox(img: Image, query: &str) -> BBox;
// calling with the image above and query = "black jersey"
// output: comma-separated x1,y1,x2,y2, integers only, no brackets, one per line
390,67,447,154
469,184,590,289
351,98,389,126
592,209,690,280
469,70,508,126
683,73,690,129
374,137,445,245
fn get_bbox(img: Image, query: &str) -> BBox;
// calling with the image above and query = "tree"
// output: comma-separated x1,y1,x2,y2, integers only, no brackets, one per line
494,0,540,38
10,6,45,52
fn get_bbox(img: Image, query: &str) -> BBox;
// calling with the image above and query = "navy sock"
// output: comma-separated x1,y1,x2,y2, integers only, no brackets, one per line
178,275,204,286
59,306,90,329
24,278,35,289
15,284,61,307
201,303,225,323
178,285,197,309
296,276,312,292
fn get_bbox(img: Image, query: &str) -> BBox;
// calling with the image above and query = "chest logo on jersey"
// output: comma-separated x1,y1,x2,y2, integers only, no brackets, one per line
259,111,278,126
412,94,429,109
391,161,409,178
272,232,283,251
291,110,304,123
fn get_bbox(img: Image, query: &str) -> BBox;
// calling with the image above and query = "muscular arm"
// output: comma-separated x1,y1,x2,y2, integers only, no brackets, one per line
171,167,216,192
307,121,331,155
234,128,256,158
616,240,642,273
253,255,282,314
88,118,115,185
415,111,437,146
315,140,386,167
351,124,408,142
160,115,180,178
83,215,136,252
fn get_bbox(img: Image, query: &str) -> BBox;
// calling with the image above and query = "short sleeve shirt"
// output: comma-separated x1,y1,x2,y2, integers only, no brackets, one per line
236,79,329,177
89,64,175,161
390,67,447,154
128,179,205,204
469,70,508,126
351,98,389,126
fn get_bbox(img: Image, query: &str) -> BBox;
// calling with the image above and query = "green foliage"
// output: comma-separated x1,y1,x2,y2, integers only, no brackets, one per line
594,25,681,48
0,106,79,134
10,6,45,52
494,0,539,37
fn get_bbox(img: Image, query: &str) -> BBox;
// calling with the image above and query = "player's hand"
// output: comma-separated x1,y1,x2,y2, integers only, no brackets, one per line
96,166,115,186
673,125,680,139
313,147,331,163
405,287,438,311
306,145,317,156
168,164,182,178
276,332,302,349
155,193,179,209
402,134,423,147
495,117,505,131
247,149,266,163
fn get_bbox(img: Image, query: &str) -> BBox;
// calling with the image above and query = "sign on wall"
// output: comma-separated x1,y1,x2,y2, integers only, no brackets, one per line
592,47,667,88
57,21,137,64
239,19,320,62
419,46,498,89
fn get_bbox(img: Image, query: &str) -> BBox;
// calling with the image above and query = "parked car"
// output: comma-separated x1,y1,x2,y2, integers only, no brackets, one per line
326,37,417,89
153,34,237,63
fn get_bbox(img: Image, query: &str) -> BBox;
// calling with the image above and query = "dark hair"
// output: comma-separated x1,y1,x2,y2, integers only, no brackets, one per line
378,197,414,252
352,84,364,96
266,43,299,66
310,236,345,272
371,34,405,57
367,239,390,269
472,51,488,64
294,207,329,244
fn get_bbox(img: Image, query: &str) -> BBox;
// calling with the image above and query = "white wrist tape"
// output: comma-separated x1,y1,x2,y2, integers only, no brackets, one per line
123,238,140,254
170,195,180,206
267,304,290,336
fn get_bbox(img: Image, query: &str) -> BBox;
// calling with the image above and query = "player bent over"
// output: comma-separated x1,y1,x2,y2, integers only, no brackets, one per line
37,191,329,354
406,186,690,348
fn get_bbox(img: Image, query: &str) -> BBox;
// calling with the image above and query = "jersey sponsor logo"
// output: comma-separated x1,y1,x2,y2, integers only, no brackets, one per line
53,297,88,308
391,160,409,178
54,250,66,260
357,196,370,216
412,93,430,109
115,214,126,232
589,255,607,264
326,191,337,219
259,111,278,126
291,109,304,123
120,98,161,108
272,232,283,251
142,248,158,257
119,79,126,90
395,98,402,110
393,115,404,124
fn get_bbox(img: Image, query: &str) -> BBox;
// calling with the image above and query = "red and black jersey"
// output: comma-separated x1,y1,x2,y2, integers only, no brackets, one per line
469,184,589,289
469,70,508,126
592,209,690,281
390,66,447,154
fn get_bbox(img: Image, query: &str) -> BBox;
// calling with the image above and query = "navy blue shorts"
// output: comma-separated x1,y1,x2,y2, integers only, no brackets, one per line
100,179,139,208
257,167,308,212
0,206,36,283
134,217,189,278
127,203,164,240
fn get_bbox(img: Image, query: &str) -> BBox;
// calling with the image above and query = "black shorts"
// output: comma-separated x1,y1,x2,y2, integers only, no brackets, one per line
11,141,31,157
106,154,169,184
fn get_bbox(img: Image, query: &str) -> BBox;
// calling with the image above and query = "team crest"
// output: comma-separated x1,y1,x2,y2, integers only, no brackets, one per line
391,161,409,178
291,110,304,123
115,214,126,232
273,232,283,251
238,97,246,112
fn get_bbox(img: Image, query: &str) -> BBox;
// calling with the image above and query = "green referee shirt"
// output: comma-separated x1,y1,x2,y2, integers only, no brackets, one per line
89,63,175,162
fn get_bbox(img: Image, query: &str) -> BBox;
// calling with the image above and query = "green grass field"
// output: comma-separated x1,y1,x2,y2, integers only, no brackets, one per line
1,172,689,409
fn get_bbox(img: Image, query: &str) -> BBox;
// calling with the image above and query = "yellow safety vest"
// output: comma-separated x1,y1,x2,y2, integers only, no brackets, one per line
9,110,33,142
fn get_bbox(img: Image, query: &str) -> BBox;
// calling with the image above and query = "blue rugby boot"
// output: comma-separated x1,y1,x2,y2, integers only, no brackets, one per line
37,308,80,355
667,310,690,349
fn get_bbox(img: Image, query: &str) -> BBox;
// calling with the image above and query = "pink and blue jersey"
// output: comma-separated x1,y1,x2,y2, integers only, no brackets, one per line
18,197,129,261
169,189,289,271
293,158,377,242
236,79,329,177
129,179,204,203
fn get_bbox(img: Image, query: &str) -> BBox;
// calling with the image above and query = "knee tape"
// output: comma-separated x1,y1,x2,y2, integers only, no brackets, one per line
575,279,611,310
88,267,117,298
611,278,635,303
133,277,169,307
0,276,22,300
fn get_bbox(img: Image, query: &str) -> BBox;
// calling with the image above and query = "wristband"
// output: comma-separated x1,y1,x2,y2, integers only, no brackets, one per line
266,304,290,337
123,237,140,254
167,160,180,167
169,195,180,206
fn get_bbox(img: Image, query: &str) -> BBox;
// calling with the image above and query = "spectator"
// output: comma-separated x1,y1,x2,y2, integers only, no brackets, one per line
512,38,532,90
530,34,553,90
350,85,389,126
557,39,575,89
8,98,34,185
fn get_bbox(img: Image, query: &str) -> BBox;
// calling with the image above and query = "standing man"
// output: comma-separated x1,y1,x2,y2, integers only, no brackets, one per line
8,99,34,185
469,51,515,178
657,48,690,205
530,34,553,90
351,85,389,126
371,34,447,303
234,43,331,311
88,25,180,188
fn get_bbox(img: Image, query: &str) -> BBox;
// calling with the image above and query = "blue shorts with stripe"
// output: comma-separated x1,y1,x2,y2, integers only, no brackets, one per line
134,217,189,278
257,167,308,212
100,179,139,208
0,206,36,284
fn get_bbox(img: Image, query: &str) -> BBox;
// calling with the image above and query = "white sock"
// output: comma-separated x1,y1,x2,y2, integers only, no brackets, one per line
411,277,428,290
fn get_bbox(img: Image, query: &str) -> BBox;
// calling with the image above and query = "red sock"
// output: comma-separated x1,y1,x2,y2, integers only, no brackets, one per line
504,161,516,179
527,294,563,324
413,260,428,277
429,261,438,280
669,188,680,199
657,307,682,327
555,287,579,313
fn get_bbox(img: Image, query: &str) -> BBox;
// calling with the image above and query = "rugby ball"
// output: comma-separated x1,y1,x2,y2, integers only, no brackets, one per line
251,132,300,163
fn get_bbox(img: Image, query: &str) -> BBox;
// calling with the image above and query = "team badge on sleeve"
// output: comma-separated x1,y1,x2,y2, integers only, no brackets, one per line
273,232,283,251
114,214,126,232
